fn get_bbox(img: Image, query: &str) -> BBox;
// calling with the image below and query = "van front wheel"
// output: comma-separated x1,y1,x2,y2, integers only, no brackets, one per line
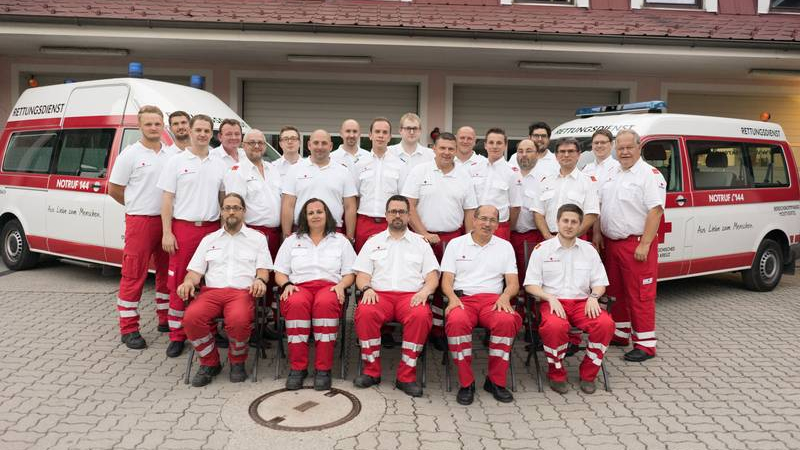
742,239,782,292
1,219,40,271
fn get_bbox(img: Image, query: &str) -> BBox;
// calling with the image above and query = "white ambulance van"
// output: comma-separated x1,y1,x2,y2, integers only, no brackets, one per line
0,78,277,271
552,102,800,291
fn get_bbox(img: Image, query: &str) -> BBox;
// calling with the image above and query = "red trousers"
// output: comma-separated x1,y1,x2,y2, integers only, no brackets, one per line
167,220,220,342
355,291,432,382
538,299,614,382
117,215,169,334
429,228,464,337
355,214,387,254
184,287,254,366
604,236,658,355
445,294,522,388
281,280,341,371
510,230,544,292
493,221,511,241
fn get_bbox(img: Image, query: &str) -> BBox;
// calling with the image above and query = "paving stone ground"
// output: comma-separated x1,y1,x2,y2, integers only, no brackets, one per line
0,260,799,450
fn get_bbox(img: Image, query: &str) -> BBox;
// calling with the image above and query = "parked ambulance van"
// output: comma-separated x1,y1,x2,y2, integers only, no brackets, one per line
552,104,800,291
0,78,275,271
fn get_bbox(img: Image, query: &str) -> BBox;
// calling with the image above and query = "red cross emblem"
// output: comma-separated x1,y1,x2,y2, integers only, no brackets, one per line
657,219,672,244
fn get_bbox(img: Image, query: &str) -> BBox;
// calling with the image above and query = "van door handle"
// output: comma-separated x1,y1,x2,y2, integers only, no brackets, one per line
675,195,687,206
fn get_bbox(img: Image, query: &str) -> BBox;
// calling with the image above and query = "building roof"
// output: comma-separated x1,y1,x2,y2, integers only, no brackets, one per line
1,0,798,44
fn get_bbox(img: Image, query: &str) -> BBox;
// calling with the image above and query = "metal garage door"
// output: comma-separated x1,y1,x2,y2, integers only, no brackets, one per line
452,84,622,138
242,79,419,135
668,91,800,151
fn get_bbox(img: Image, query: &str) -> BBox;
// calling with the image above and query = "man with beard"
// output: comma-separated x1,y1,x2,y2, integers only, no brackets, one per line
179,193,272,386
211,119,246,168
509,122,558,176
352,195,438,397
167,111,191,152
510,139,546,287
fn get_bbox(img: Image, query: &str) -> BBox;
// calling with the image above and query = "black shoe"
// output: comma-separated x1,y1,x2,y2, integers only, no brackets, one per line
230,363,248,383
121,331,146,350
215,333,229,349
429,335,447,352
165,340,185,358
624,348,654,362
191,364,222,387
286,369,308,390
157,324,170,333
456,382,475,405
353,374,381,388
565,342,580,357
395,380,423,397
483,377,513,403
314,370,332,391
381,333,397,349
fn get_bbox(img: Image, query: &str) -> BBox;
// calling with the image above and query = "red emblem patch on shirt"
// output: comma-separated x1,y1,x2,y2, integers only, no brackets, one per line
232,165,239,170
652,168,660,175
534,243,542,250
511,167,519,172
590,175,597,182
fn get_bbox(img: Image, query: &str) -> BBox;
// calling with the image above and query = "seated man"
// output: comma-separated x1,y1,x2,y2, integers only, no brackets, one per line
524,203,613,394
352,195,439,397
178,193,271,387
441,205,521,405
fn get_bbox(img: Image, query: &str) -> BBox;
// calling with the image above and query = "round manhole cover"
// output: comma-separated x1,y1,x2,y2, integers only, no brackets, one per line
249,387,362,432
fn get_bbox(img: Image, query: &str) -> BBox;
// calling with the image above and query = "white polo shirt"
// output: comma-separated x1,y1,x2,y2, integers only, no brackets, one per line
157,150,227,222
352,229,439,292
582,156,620,191
531,167,600,233
454,152,487,168
600,158,667,240
331,146,370,168
401,162,478,232
440,233,517,296
282,159,358,227
187,225,272,289
510,150,558,175
166,143,187,154
211,145,246,168
354,152,406,218
274,232,356,284
224,158,282,228
388,142,434,170
110,141,177,216
513,168,539,233
466,158,523,223
272,155,302,178
523,237,608,300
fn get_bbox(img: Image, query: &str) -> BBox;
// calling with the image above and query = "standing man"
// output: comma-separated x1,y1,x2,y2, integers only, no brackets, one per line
211,119,246,168
402,132,477,348
600,129,665,362
582,129,619,188
353,118,406,253
467,128,522,241
510,139,545,287
524,204,614,394
272,126,303,178
109,105,177,349
352,195,439,397
331,119,370,170
510,121,558,176
442,205,521,404
167,111,191,152
179,193,271,386
532,138,599,241
158,114,228,358
454,126,486,167
388,113,434,170
281,129,358,242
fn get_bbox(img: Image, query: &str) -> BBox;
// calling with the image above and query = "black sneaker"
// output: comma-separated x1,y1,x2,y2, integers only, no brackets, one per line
353,374,381,388
314,370,332,391
121,331,146,350
483,377,513,403
456,382,475,405
624,348,654,362
165,340,185,358
191,364,222,387
230,363,248,383
395,380,423,397
286,369,308,390
157,324,170,333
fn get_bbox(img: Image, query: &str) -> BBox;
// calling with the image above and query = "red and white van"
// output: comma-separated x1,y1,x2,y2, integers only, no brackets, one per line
552,106,800,291
0,78,277,271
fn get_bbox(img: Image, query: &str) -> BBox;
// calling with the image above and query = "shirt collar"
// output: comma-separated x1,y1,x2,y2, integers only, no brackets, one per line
467,232,496,248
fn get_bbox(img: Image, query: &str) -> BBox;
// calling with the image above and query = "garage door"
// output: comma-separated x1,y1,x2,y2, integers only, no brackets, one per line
452,84,622,138
243,79,419,134
668,91,800,151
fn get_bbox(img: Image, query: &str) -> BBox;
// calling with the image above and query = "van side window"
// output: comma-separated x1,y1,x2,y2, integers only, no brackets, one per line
55,129,115,178
688,141,751,190
748,144,790,188
2,131,58,174
642,140,681,192
120,129,142,154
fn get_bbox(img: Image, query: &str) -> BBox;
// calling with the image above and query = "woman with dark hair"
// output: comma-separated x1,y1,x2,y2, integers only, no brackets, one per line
274,198,356,391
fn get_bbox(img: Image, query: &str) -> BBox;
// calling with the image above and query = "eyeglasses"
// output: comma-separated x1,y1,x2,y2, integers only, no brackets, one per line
401,126,420,132
280,136,300,142
222,205,244,212
386,209,408,216
476,216,499,224
243,141,267,147
531,133,549,139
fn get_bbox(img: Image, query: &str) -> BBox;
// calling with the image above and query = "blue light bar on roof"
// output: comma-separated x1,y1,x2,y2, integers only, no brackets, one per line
576,100,667,117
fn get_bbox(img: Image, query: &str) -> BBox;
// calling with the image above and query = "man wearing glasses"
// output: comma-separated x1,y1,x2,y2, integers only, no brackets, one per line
510,122,558,177
272,126,303,178
582,129,620,191
388,112,434,170
211,119,246,168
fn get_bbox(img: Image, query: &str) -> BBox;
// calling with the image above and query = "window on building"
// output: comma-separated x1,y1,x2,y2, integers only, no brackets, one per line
747,144,790,188
643,140,682,192
644,0,701,7
2,131,58,174
54,129,115,178
771,0,800,10
688,141,751,190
